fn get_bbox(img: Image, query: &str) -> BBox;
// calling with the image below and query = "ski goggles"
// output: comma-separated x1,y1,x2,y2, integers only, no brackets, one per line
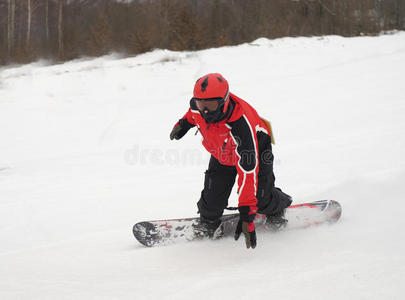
193,98,220,112
191,89,230,113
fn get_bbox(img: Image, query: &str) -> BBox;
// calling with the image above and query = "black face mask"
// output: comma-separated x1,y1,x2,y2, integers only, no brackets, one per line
200,106,223,123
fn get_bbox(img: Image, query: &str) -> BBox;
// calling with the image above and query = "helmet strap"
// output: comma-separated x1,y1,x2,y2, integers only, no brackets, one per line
222,89,230,113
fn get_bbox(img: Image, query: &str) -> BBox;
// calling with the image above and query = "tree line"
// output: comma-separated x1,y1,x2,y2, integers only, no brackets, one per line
1,0,404,66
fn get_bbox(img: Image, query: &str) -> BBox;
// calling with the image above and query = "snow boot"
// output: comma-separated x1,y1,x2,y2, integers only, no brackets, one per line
193,216,223,239
264,187,292,231
265,209,288,231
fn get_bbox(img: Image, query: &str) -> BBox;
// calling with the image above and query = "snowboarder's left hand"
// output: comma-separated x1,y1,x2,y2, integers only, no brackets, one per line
234,206,257,249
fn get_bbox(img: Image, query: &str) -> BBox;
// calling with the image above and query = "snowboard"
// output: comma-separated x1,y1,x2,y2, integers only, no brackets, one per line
133,200,342,247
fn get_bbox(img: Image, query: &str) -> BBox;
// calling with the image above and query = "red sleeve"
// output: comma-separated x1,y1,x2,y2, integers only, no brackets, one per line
181,108,196,126
229,115,259,213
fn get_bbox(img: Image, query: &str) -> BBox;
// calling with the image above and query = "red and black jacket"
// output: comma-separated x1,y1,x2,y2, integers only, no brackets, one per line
179,93,271,213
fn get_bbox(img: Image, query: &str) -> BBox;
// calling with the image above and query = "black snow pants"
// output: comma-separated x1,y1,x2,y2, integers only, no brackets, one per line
197,132,292,221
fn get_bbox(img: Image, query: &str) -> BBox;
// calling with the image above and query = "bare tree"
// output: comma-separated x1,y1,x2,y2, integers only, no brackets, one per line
26,0,31,51
58,0,63,59
7,0,15,56
45,0,49,42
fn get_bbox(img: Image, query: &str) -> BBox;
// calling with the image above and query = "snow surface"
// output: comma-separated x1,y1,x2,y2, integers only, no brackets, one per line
1,33,405,299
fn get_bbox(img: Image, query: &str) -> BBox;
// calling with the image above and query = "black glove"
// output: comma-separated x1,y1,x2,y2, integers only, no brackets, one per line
234,206,257,249
170,118,193,140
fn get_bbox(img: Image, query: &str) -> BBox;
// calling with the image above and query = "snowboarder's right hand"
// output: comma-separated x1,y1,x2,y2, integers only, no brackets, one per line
170,119,193,140
234,206,257,249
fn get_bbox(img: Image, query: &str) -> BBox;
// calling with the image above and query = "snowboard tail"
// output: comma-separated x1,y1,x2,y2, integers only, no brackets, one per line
133,200,342,247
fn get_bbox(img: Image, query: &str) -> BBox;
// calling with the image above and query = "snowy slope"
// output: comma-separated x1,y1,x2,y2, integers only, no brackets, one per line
1,33,405,299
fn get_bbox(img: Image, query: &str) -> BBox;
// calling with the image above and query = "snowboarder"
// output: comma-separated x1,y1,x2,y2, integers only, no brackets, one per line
170,73,292,249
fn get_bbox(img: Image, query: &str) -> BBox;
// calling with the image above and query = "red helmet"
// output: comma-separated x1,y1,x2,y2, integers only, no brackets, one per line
192,73,230,117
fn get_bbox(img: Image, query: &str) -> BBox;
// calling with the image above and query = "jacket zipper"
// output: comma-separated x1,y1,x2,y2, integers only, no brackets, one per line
222,138,228,152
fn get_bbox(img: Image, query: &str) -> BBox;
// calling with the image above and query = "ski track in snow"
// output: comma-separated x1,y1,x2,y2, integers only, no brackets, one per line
0,33,405,299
